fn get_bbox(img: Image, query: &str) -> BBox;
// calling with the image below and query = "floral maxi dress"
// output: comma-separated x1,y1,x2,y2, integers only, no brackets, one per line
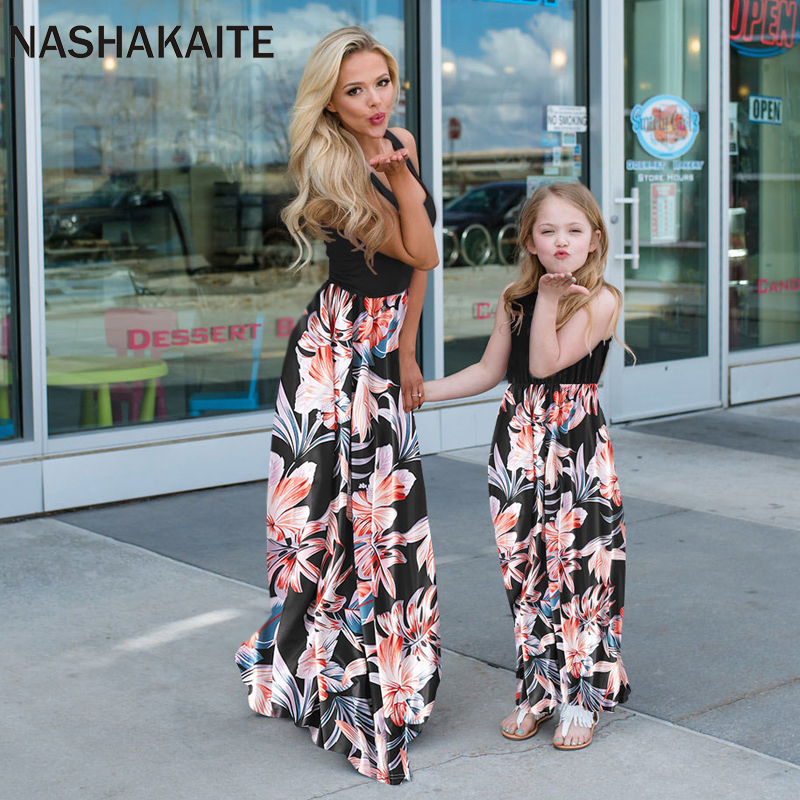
489,291,631,722
236,132,440,786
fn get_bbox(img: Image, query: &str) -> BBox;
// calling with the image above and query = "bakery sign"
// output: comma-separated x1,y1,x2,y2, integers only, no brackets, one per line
731,0,798,58
630,95,700,159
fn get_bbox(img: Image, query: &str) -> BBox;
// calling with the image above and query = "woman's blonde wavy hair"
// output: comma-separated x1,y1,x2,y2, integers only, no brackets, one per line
281,26,400,270
503,182,632,357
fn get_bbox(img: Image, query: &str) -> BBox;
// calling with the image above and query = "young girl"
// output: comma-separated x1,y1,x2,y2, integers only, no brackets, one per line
424,182,630,750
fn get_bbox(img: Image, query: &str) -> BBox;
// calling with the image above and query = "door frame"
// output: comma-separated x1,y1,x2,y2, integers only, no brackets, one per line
598,0,725,423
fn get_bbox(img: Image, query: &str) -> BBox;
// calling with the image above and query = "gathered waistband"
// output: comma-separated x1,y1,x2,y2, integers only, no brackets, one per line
507,381,599,391
324,278,409,300
503,382,601,414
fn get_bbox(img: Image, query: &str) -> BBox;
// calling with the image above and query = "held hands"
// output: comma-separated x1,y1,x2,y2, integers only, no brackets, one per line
538,272,591,299
400,351,424,412
369,148,410,177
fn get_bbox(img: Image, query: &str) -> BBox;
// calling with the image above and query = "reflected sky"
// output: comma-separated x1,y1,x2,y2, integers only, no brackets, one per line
36,0,580,169
38,1,405,173
443,0,580,153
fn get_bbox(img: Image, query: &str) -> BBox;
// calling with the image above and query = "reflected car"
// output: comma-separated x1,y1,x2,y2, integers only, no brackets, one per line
443,181,527,267
43,172,192,269
43,172,297,275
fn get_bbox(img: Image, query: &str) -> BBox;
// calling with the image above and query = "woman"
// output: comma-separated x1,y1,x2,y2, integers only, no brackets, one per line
235,26,441,785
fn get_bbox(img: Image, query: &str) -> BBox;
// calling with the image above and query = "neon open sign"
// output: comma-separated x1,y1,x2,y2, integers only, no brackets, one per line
731,0,799,57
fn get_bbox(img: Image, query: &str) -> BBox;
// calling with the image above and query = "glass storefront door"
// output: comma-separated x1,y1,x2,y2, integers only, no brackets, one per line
441,0,588,374
607,0,721,420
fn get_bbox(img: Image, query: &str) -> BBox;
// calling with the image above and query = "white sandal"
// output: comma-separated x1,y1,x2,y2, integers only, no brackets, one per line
553,703,599,750
500,706,554,741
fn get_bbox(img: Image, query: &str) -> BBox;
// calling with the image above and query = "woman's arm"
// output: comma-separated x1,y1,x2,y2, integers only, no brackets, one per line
398,269,427,412
424,290,512,402
529,278,618,377
370,128,439,271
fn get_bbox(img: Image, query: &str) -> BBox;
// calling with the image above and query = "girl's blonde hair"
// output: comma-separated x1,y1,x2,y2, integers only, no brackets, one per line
281,26,400,270
503,182,631,356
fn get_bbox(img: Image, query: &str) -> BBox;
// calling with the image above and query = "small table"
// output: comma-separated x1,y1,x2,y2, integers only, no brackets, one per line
47,356,168,428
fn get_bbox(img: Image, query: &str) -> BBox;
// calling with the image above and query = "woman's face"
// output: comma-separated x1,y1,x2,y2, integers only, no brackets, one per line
326,50,394,140
526,195,600,275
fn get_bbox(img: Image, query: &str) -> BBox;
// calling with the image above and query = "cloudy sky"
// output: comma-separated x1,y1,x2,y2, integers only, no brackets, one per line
442,0,580,154
35,0,580,170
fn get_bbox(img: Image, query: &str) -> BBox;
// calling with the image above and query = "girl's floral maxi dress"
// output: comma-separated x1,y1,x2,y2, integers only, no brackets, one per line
489,291,631,722
236,132,440,786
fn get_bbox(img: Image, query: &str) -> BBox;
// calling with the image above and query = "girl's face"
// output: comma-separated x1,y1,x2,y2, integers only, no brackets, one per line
326,50,394,140
526,195,600,275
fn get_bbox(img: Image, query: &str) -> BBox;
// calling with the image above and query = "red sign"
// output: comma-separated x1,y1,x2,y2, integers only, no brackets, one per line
128,322,262,350
731,0,798,57
757,278,800,293
448,117,461,140
474,302,493,320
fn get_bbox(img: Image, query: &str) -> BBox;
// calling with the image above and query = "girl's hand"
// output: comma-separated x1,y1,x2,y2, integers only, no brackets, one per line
369,149,410,177
400,351,424,412
538,272,591,299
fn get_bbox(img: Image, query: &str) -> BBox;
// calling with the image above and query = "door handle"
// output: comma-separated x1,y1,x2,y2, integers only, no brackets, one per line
613,187,640,269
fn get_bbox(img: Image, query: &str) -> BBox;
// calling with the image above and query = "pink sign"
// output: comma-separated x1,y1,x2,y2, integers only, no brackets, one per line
128,322,262,350
276,318,294,338
757,278,800,293
474,302,493,320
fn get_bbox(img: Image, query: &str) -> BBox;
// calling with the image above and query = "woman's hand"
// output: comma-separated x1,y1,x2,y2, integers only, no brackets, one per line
538,272,591,299
369,149,410,177
400,351,424,412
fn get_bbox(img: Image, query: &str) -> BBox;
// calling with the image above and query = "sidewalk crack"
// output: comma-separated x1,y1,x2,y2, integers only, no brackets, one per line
674,675,800,722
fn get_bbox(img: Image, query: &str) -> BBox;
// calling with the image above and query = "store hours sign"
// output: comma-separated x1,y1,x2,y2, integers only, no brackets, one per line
628,94,704,184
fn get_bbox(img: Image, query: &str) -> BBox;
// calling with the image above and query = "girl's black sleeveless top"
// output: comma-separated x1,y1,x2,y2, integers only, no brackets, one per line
324,129,436,298
506,292,610,386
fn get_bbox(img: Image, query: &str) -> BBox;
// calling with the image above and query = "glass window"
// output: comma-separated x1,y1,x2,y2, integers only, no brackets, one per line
1,0,20,443
624,0,709,366
729,11,800,351
441,0,588,374
40,1,408,435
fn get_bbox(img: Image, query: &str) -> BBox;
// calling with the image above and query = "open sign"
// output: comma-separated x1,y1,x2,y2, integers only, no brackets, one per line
748,94,783,124
731,0,798,57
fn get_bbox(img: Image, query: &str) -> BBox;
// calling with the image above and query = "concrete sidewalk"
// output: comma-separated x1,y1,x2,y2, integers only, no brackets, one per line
3,396,800,798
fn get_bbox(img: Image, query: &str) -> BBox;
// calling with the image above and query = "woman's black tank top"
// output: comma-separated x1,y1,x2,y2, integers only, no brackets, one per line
324,129,436,298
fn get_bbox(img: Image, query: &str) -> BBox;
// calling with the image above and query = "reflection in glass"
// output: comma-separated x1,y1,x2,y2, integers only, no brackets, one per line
729,38,800,351
1,0,20,442
442,0,587,374
624,0,709,365
40,1,406,435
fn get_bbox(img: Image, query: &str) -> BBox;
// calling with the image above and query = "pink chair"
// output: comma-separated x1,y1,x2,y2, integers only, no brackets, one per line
104,307,177,423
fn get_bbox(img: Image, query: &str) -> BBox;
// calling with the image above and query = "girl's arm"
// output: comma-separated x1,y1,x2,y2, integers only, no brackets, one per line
529,276,618,377
424,290,512,402
370,129,439,271
398,269,427,412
